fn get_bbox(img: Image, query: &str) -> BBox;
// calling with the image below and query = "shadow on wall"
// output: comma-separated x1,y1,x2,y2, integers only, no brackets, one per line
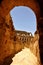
0,0,2,3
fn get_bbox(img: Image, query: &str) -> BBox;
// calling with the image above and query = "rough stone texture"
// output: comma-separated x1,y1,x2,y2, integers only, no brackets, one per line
0,14,25,65
10,31,40,65
16,30,40,62
1,29,40,65
0,14,16,64
15,30,33,48
0,14,41,65
0,0,43,64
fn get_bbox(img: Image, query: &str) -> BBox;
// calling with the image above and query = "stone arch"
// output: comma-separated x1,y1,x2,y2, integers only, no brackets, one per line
0,0,41,64
0,0,40,19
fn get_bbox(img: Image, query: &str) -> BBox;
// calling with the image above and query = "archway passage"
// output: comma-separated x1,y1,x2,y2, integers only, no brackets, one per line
1,0,43,64
10,6,40,65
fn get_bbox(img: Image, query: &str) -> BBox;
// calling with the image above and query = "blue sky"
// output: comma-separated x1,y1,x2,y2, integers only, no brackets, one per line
10,6,36,35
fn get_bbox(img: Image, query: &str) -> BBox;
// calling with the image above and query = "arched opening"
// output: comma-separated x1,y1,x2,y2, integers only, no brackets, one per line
0,0,41,65
10,6,40,65
10,6,37,35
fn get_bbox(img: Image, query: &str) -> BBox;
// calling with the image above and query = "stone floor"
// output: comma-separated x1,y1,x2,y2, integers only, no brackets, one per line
10,47,39,65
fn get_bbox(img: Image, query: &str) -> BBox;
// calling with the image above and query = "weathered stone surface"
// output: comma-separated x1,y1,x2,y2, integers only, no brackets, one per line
0,15,41,65
0,0,43,64
0,14,25,65
10,32,40,65
0,14,16,64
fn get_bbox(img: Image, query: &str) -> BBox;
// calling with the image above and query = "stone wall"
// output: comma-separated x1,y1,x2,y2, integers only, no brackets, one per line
0,12,41,65
0,14,25,65
0,14,16,65
0,0,42,64
15,30,40,64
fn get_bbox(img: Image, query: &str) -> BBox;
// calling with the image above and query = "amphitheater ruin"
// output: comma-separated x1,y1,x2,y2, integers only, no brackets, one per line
0,0,43,65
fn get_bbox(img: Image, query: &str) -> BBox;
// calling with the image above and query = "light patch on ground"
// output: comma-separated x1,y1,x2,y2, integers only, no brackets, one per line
10,47,38,65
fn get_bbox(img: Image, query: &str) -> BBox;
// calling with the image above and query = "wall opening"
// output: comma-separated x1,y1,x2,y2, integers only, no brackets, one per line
10,6,40,65
10,6,37,35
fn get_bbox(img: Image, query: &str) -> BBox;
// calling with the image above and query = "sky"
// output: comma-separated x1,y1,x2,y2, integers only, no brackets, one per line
10,6,36,35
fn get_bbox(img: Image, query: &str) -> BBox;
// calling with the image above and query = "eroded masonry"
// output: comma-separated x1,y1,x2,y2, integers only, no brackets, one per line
0,0,43,65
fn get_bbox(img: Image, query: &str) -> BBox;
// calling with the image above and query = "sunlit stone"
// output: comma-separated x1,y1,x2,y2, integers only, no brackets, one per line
11,47,38,65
